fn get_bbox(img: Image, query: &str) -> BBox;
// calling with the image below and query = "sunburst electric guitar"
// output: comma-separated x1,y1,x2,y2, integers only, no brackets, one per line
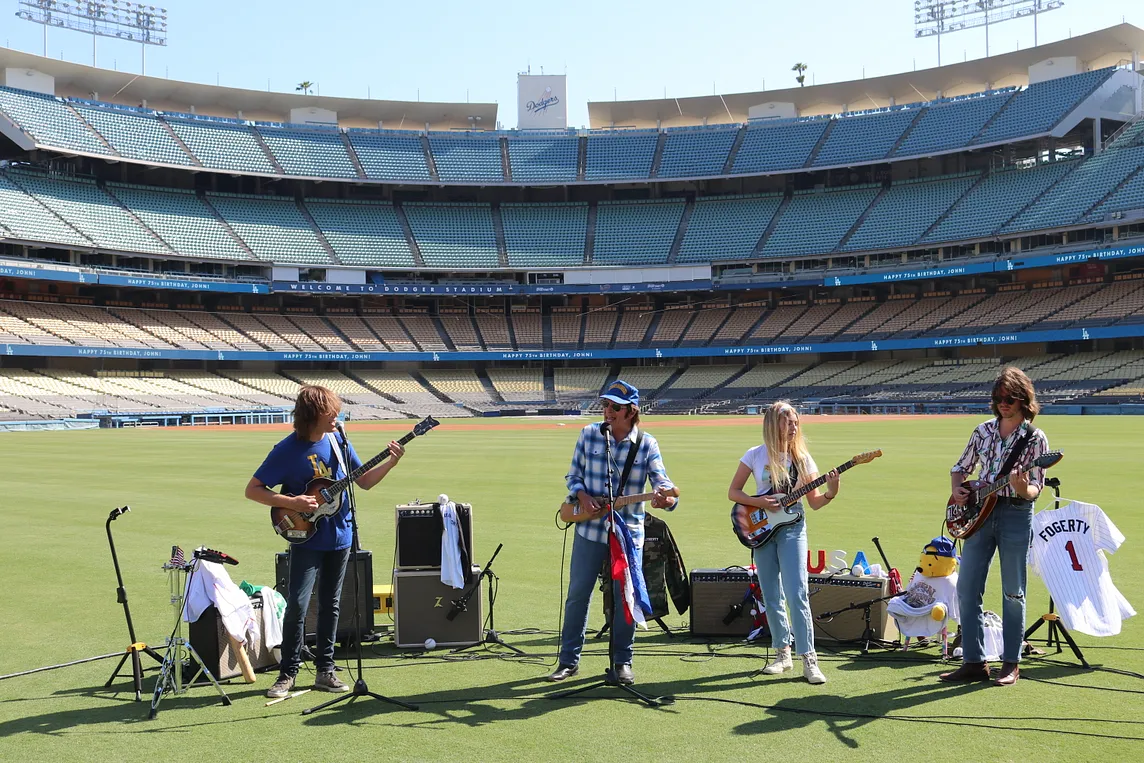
270,416,440,543
730,450,882,549
945,450,1063,539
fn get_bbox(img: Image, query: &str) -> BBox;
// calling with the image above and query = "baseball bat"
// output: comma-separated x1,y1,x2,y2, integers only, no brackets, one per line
227,634,257,683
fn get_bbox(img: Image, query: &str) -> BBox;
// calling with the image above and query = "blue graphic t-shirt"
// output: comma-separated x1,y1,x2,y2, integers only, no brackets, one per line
255,432,363,551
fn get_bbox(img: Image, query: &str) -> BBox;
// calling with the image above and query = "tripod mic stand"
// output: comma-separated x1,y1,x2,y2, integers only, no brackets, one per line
305,428,418,715
450,543,526,655
1023,477,1090,668
103,506,164,701
548,422,672,708
816,591,906,654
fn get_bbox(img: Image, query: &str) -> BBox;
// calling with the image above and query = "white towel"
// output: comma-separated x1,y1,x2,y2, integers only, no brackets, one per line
439,494,465,589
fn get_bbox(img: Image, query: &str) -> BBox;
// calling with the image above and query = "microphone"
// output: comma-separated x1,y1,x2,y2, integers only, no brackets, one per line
445,599,465,622
194,548,239,566
108,505,131,520
723,601,745,626
335,419,346,436
599,422,609,432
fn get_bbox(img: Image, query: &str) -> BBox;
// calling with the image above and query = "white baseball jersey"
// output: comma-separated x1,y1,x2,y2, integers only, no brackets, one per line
1028,501,1135,637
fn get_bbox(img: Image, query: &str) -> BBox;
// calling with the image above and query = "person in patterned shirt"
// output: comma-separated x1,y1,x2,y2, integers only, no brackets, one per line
940,366,1050,687
547,380,677,686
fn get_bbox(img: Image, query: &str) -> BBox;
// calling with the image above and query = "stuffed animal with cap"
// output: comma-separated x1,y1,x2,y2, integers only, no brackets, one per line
886,536,960,658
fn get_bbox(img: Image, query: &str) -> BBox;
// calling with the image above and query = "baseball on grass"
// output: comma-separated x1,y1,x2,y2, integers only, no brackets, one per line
424,638,436,650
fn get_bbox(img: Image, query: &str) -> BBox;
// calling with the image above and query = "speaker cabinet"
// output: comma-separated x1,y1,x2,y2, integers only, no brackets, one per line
187,594,278,681
274,550,375,644
689,568,759,637
395,503,473,570
808,573,898,643
392,567,483,648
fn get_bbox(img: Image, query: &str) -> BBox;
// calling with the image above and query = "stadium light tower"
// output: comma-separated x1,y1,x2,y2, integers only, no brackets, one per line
914,0,1064,66
16,1,168,74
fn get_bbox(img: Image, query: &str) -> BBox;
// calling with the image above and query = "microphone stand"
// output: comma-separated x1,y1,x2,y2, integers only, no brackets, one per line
548,422,671,708
305,424,418,715
103,506,164,701
450,543,527,655
816,591,906,654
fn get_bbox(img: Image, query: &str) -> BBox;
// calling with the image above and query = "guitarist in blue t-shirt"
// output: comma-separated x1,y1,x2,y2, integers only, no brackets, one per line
245,385,404,699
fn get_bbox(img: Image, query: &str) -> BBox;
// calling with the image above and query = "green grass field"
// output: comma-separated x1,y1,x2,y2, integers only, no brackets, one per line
2,415,1142,761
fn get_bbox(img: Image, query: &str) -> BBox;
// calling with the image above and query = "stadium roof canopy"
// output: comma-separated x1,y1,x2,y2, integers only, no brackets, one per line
588,23,1144,129
0,47,497,131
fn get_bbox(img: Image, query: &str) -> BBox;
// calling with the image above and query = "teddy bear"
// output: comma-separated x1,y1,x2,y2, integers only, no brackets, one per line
887,536,960,658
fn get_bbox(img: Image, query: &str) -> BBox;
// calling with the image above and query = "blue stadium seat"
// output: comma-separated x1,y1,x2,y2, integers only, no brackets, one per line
506,133,579,183
166,118,278,174
428,133,504,183
732,119,828,174
761,186,880,258
259,128,358,178
813,109,918,167
973,68,1115,144
893,93,1010,157
842,174,979,252
0,172,92,248
501,203,587,266
71,103,195,166
0,85,113,156
109,183,251,261
593,199,685,265
305,200,416,267
657,127,738,178
677,195,784,262
347,131,432,182
585,131,658,181
206,192,332,264
403,203,500,267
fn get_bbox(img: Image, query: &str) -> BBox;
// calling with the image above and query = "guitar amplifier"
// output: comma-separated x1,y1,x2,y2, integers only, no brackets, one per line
187,595,278,681
689,568,759,637
395,502,473,570
809,573,898,643
274,550,375,645
392,567,483,648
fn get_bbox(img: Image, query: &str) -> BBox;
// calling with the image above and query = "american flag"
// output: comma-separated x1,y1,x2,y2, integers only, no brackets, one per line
608,514,652,628
168,545,186,567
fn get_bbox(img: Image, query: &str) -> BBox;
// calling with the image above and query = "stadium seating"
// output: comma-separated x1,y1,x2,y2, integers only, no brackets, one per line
761,186,880,258
812,109,918,167
657,127,739,178
0,86,114,156
486,368,547,402
0,173,92,248
676,194,783,263
892,92,1011,157
678,305,731,346
585,130,658,180
206,192,332,264
510,309,543,349
551,308,582,347
347,130,432,182
428,133,504,183
500,203,588,267
841,174,978,252
304,199,415,267
553,367,609,403
506,133,579,182
259,128,358,178
592,199,685,265
166,118,278,174
475,310,513,350
613,307,654,348
732,119,828,174
403,203,499,268
972,68,1114,145
398,313,448,351
71,103,194,166
108,183,251,261
437,312,482,351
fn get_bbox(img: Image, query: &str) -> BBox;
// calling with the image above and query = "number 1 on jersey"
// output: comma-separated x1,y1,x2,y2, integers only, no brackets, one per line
1064,540,1084,572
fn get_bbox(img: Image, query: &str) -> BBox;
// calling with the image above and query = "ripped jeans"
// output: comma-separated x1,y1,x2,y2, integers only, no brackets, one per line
956,498,1033,664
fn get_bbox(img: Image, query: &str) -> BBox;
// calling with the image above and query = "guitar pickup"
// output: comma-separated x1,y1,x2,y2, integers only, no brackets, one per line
747,510,769,528
319,488,334,504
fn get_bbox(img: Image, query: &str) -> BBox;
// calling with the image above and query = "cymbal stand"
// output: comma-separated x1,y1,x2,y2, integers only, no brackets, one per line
149,560,231,719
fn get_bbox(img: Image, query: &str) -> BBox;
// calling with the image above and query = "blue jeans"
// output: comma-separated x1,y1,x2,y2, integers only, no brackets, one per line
559,532,641,667
278,545,350,676
956,501,1033,664
752,518,813,655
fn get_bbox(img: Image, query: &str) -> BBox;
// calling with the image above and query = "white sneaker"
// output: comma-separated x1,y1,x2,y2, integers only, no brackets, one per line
802,651,827,684
762,646,793,675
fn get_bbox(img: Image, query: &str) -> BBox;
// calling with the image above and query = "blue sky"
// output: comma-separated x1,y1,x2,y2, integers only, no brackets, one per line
2,0,1140,127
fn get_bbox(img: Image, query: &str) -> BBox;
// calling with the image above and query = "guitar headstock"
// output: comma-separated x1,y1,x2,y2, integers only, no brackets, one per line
1034,450,1063,469
852,449,883,465
414,416,441,437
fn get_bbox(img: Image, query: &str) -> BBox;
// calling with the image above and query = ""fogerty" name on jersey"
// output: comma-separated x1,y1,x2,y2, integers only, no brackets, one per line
1038,518,1091,542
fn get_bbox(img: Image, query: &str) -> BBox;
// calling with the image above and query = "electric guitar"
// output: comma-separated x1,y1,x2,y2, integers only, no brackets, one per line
559,486,681,524
945,450,1063,539
270,416,440,543
731,450,882,549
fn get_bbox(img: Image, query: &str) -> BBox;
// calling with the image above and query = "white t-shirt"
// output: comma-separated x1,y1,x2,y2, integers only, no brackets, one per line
740,444,818,498
888,570,960,637
1028,501,1135,637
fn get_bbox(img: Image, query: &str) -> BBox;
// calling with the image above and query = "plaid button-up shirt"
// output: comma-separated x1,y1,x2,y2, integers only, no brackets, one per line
565,422,676,548
951,418,1050,499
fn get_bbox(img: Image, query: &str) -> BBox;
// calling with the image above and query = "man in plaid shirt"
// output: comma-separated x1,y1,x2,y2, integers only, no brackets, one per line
548,380,677,685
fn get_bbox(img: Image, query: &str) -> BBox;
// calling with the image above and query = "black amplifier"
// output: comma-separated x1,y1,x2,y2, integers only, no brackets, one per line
395,502,473,570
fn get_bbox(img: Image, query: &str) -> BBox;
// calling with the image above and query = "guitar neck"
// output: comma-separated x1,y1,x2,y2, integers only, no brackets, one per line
782,459,858,505
979,463,1038,501
611,492,658,510
325,430,417,495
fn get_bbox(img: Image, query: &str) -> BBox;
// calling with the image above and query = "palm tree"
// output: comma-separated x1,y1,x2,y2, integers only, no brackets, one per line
295,81,315,95
792,63,808,87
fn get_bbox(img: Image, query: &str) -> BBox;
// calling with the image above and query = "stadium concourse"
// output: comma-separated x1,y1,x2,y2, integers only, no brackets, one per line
1,28,1144,427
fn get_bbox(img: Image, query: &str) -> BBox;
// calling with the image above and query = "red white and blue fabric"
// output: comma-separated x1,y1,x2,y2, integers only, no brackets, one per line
609,513,653,627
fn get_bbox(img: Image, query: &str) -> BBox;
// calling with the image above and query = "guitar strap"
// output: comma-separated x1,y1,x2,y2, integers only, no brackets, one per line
326,431,349,510
600,422,643,499
997,424,1036,488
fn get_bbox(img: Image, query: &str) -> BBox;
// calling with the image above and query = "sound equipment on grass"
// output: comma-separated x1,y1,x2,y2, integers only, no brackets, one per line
274,550,375,645
392,567,483,648
946,450,1063,539
187,595,278,682
731,450,882,549
395,501,473,570
809,573,899,643
372,585,393,619
559,486,680,524
689,568,760,637
270,416,440,543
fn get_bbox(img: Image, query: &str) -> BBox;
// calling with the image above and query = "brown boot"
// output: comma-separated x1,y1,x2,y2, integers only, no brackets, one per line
993,662,1020,686
939,661,991,682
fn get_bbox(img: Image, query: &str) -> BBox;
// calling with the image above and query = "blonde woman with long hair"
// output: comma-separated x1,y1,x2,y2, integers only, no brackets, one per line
728,401,840,684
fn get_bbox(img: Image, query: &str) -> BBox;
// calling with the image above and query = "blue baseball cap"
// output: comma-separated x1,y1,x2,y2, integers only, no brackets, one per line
925,536,957,558
601,379,639,408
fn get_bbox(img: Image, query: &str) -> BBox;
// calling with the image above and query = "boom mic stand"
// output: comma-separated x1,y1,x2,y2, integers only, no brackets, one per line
1023,477,1090,668
816,590,906,654
548,423,672,708
103,506,164,701
305,427,418,715
450,543,527,655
